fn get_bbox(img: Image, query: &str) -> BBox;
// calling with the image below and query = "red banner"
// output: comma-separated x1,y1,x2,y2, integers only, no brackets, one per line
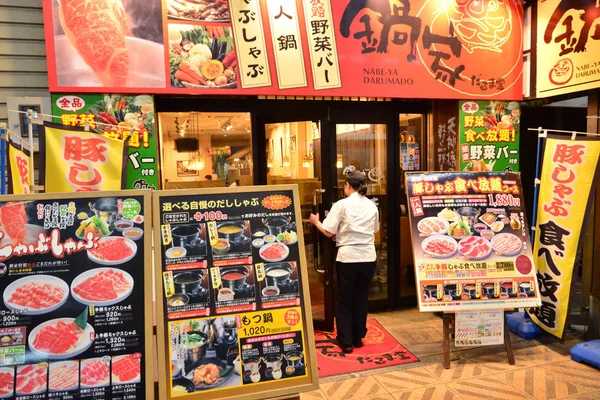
42,0,523,100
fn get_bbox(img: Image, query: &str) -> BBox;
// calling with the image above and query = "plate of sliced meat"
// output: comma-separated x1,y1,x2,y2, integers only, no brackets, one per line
491,233,523,256
4,275,69,315
48,361,79,392
29,318,94,360
112,354,141,385
71,267,134,306
421,235,457,258
417,217,449,236
16,364,46,396
87,236,137,266
0,367,14,398
80,358,110,388
458,236,493,260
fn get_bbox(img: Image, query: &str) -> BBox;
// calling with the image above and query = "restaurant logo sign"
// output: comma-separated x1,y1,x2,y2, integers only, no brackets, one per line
537,0,600,97
529,137,600,338
42,0,523,100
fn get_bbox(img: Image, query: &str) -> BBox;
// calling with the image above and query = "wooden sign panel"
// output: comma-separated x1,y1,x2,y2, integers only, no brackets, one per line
153,185,318,400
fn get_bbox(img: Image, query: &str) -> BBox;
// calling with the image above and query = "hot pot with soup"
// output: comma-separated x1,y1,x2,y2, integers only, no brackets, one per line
463,284,477,299
457,207,480,227
172,225,201,248
173,271,204,295
263,216,291,236
220,266,250,291
265,263,298,294
482,283,495,298
285,351,304,369
89,198,120,224
217,222,247,240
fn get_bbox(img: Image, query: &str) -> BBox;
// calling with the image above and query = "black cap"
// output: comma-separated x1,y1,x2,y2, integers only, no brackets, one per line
343,166,366,188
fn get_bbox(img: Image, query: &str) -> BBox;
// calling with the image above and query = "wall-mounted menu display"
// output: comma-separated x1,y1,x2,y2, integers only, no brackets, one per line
0,191,153,399
154,185,318,400
405,172,541,312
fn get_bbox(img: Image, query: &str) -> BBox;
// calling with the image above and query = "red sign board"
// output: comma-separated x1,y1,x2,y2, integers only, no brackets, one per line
42,0,523,100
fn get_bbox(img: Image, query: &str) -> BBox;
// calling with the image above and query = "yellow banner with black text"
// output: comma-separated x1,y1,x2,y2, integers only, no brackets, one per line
529,137,600,338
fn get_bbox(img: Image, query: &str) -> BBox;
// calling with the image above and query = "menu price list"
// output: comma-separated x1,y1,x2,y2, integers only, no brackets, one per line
406,172,541,311
0,196,148,399
158,191,309,396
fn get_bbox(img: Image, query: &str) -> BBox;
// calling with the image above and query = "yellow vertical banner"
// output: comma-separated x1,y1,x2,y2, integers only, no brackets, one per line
529,137,600,338
40,122,127,193
6,139,31,195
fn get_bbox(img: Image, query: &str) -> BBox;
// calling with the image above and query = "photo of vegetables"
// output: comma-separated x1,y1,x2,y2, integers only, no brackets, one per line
169,24,237,89
86,95,156,137
167,0,230,22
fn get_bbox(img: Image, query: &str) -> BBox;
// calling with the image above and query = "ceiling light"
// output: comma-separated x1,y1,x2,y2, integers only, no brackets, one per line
186,157,205,171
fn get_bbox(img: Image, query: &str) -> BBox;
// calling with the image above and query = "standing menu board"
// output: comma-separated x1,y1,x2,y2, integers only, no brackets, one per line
154,185,318,400
0,191,153,399
405,172,541,312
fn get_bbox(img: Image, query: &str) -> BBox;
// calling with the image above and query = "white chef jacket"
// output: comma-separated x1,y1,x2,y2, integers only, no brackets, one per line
322,192,380,263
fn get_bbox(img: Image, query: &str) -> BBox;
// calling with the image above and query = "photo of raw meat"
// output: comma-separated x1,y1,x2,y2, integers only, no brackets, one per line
16,364,47,395
29,318,95,360
421,235,457,258
52,0,165,88
0,202,27,244
0,367,14,398
72,267,134,306
417,217,449,236
49,361,79,392
80,358,110,388
112,354,141,384
491,233,523,256
87,236,137,265
3,275,69,315
458,236,492,260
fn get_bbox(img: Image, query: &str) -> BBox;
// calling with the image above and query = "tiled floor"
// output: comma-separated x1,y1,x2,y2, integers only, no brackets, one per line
301,308,600,400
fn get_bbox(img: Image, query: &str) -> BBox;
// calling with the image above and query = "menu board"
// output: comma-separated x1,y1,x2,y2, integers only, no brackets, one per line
405,172,541,312
455,310,504,347
0,191,153,399
154,185,318,400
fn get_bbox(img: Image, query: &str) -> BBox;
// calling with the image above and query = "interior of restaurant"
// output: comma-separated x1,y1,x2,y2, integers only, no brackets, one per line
155,97,428,330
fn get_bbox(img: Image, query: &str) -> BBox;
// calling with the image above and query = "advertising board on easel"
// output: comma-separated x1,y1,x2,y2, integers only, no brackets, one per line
405,172,541,367
153,185,319,400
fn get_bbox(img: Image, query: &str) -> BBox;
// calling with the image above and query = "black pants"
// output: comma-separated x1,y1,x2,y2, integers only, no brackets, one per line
336,261,375,345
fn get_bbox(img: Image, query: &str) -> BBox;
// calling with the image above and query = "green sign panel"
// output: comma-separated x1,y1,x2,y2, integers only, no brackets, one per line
51,94,160,189
458,101,520,172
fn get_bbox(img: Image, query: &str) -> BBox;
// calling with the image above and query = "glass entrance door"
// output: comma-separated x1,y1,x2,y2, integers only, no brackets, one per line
263,120,335,331
334,124,389,303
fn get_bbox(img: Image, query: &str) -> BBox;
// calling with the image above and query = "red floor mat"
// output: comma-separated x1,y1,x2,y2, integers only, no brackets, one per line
314,318,419,377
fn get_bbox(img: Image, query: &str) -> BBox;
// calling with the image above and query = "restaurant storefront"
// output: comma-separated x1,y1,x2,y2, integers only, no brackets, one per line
154,96,429,329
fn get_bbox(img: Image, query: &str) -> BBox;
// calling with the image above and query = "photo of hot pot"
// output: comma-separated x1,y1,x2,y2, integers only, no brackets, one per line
482,283,496,299
457,207,480,228
89,198,120,224
172,270,209,304
219,266,254,299
423,285,438,302
262,216,291,236
216,221,251,252
264,354,283,379
264,263,298,295
443,284,460,301
171,224,206,256
462,284,478,299
285,351,304,376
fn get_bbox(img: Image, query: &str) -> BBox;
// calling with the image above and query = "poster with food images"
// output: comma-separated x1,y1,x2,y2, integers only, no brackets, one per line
459,100,520,172
154,185,318,399
406,172,541,312
0,191,153,399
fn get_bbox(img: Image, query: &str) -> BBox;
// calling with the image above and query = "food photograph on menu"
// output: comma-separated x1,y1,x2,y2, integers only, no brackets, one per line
0,195,151,399
406,172,541,312
156,189,310,397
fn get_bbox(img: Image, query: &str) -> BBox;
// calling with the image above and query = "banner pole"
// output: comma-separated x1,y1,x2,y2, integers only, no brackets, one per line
27,109,35,193
530,127,545,244
0,123,6,195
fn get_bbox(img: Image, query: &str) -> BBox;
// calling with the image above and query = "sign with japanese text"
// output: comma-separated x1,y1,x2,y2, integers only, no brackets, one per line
153,185,318,400
433,100,458,171
459,101,520,172
42,0,523,100
6,140,31,195
51,94,160,190
0,191,154,399
537,0,600,97
406,172,541,312
528,137,600,338
40,123,128,193
455,310,504,347
266,0,308,89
